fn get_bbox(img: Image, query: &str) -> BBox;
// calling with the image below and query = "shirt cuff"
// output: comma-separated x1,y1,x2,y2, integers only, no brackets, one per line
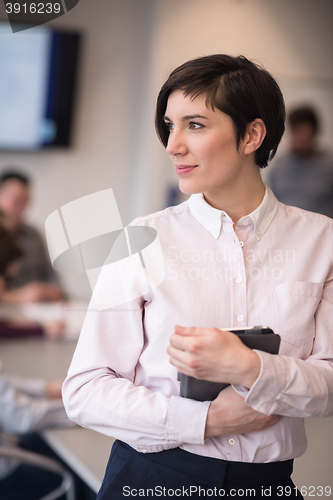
233,350,289,414
168,395,210,445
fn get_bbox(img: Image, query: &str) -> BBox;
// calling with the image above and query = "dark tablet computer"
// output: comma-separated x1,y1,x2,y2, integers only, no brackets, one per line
178,326,280,402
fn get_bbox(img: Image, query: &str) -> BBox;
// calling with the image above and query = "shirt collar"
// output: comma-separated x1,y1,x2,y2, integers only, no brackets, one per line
187,184,279,240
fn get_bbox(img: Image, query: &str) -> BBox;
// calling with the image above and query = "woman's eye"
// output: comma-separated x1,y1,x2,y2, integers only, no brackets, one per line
189,122,203,130
164,122,174,131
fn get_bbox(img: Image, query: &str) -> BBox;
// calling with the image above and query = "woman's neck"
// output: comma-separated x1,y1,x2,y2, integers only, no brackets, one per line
203,167,266,225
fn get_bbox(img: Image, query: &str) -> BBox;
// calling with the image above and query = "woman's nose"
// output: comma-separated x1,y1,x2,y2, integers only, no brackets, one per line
166,129,187,156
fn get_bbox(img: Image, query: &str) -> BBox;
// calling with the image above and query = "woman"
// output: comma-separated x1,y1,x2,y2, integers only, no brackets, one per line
63,55,333,499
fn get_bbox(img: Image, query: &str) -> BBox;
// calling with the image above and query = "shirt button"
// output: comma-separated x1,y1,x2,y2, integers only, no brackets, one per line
239,241,244,247
228,438,235,445
253,398,259,405
236,278,242,284
237,315,244,322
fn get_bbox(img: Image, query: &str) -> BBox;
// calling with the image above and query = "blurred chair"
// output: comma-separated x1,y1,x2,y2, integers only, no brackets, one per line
0,445,75,500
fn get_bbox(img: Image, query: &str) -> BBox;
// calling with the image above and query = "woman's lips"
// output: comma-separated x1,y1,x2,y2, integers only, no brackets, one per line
175,165,198,175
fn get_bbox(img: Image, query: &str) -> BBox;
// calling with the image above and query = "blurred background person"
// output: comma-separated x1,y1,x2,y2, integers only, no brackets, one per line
0,170,64,303
0,224,64,338
268,106,333,217
0,222,72,499
0,373,71,500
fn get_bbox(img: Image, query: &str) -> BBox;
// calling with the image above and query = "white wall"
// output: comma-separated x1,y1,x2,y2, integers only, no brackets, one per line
0,0,332,298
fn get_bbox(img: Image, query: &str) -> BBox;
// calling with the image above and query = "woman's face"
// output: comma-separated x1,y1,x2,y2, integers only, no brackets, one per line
164,90,250,205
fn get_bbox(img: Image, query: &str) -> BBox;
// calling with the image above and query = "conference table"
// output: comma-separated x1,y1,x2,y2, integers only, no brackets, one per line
0,336,113,493
1,335,333,495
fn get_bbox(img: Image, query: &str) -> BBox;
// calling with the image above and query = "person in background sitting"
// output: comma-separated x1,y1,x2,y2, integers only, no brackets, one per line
0,224,64,338
268,106,333,217
0,228,72,499
0,373,71,500
0,169,64,303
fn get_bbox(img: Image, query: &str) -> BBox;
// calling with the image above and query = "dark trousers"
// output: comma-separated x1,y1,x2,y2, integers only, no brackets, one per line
97,440,303,500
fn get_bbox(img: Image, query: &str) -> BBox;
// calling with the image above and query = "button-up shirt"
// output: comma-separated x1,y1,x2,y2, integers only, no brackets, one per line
63,186,333,463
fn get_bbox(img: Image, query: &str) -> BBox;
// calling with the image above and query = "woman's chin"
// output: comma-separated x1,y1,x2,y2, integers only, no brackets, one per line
178,181,203,196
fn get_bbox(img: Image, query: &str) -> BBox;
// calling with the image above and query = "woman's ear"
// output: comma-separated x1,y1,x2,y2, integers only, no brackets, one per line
242,119,267,156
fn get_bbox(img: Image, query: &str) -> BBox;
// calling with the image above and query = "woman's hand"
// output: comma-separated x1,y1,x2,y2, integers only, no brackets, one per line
1,282,63,303
205,386,279,438
45,379,64,399
168,325,261,389
168,325,279,437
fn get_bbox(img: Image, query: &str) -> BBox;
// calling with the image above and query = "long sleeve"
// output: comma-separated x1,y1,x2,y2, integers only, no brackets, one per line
244,352,333,417
62,294,209,453
235,276,333,417
0,375,71,435
233,225,333,417
1,374,47,398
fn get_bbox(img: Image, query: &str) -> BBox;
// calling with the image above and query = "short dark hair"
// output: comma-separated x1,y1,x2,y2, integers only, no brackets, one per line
0,224,23,275
288,106,319,134
155,54,286,168
0,170,30,188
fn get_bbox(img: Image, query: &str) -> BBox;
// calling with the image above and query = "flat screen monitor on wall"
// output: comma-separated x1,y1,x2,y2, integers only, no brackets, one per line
0,22,81,150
